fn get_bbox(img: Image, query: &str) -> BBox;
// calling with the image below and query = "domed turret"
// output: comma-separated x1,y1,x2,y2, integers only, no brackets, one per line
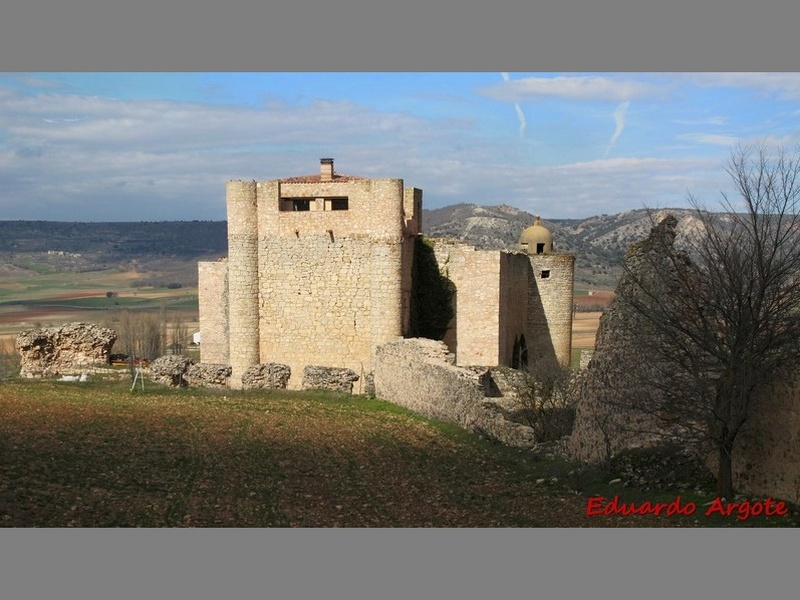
518,216,553,255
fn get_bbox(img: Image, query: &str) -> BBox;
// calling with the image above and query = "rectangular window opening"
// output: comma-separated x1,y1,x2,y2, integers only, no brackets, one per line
541,269,551,279
293,199,310,211
280,197,313,212
330,197,349,211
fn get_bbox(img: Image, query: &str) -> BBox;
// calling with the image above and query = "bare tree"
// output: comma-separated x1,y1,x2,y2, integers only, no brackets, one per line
170,319,189,355
0,339,20,381
105,309,166,360
511,361,576,442
618,142,800,498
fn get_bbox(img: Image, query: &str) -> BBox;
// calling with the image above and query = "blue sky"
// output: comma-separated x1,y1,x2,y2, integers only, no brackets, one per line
2,72,800,221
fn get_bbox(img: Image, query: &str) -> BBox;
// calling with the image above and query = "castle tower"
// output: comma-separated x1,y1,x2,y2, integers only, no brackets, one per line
226,180,260,389
197,159,419,390
518,217,574,368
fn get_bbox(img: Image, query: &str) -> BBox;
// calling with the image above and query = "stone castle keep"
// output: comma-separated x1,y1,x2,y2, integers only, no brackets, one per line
198,159,574,390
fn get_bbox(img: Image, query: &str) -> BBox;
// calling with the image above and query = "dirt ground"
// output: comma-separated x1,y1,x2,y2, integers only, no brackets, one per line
572,312,603,348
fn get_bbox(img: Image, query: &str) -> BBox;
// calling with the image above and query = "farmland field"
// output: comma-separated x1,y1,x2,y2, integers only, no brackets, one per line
0,268,198,346
1,269,610,355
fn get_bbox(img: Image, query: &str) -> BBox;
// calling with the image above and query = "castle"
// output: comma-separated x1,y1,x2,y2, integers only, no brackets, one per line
198,159,574,389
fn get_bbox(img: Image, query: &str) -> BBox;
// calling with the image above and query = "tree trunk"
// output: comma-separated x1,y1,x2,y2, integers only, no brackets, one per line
717,442,734,499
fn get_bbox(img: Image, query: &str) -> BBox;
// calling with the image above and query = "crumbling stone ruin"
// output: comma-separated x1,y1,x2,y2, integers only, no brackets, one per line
301,365,360,393
149,355,196,387
566,214,800,503
186,363,232,388
373,338,538,448
16,322,116,378
241,363,291,390
146,356,232,388
567,216,685,464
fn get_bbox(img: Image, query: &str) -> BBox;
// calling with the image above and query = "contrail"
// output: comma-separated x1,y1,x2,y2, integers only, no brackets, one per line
501,72,527,138
605,100,630,157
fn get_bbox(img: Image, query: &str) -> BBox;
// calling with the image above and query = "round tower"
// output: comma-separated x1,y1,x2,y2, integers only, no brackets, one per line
521,217,574,368
226,180,260,389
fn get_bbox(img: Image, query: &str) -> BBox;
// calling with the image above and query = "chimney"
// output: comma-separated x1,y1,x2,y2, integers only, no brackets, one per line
320,158,334,181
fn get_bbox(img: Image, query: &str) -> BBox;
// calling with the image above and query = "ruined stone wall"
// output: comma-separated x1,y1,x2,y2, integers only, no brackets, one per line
527,253,574,368
16,322,116,378
226,180,260,389
197,259,228,364
373,338,537,447
567,216,800,503
725,376,800,503
567,218,682,464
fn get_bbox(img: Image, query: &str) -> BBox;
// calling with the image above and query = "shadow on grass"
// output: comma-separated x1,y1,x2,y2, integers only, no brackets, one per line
0,380,797,527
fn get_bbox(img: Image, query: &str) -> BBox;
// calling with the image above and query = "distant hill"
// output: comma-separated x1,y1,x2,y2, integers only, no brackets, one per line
0,221,227,285
0,206,706,289
422,204,704,288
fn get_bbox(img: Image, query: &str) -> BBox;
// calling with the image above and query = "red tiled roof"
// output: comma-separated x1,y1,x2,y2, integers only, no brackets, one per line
278,173,365,183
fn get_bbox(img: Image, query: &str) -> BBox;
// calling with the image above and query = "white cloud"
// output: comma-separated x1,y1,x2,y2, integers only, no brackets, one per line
507,156,728,217
0,89,465,220
672,116,728,126
683,73,800,100
604,100,630,158
479,75,665,103
501,73,527,138
676,133,739,146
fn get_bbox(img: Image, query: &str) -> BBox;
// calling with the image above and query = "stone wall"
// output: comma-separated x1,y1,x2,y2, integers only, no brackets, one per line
301,365,360,393
725,372,800,502
498,252,531,366
255,233,401,389
431,240,574,370
16,322,117,378
149,355,195,387
186,363,231,388
566,215,800,503
373,338,537,448
241,363,291,390
433,241,503,366
197,258,229,364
